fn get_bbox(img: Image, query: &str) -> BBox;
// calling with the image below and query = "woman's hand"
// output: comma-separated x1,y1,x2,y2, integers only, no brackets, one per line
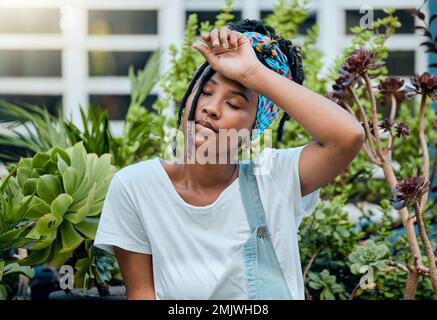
191,26,263,85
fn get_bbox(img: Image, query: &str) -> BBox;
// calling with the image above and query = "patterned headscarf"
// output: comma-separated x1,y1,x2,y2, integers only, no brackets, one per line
242,31,293,140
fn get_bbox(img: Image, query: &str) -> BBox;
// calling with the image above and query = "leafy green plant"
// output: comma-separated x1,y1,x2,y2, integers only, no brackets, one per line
0,172,36,299
74,239,121,296
308,269,348,300
110,49,167,167
8,142,116,294
64,106,112,157
0,101,70,163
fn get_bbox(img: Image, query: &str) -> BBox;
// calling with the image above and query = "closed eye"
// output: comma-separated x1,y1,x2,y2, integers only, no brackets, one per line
202,90,240,109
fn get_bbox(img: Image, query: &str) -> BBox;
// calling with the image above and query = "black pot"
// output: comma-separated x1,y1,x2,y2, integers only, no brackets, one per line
48,286,127,300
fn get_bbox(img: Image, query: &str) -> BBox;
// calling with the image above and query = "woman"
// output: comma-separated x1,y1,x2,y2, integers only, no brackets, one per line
94,19,365,300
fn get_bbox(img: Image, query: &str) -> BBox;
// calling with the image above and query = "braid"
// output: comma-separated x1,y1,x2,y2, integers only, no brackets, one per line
187,65,215,122
172,61,209,156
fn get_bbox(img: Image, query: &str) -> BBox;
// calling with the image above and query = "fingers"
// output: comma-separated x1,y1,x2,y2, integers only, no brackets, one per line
210,28,220,48
202,27,238,50
229,31,238,50
219,26,229,49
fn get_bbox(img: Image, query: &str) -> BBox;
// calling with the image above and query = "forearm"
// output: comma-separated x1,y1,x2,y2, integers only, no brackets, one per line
241,64,365,147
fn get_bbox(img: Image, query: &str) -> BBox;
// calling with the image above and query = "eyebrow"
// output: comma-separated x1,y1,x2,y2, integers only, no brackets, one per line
208,78,250,103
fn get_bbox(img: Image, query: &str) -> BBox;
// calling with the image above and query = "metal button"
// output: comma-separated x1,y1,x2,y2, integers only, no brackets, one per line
257,226,265,238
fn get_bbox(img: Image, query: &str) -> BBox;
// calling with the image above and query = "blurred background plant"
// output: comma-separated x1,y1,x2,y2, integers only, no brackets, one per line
0,0,435,300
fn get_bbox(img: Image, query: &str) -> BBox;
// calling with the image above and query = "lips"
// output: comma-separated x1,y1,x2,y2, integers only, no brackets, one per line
195,119,218,133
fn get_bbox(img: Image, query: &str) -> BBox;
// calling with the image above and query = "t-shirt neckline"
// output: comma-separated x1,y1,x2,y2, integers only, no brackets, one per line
154,157,240,211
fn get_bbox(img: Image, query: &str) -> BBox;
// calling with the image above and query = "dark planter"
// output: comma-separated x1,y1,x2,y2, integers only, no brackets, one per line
48,285,127,300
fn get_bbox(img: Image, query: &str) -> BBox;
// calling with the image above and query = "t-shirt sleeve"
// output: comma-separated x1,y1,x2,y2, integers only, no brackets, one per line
259,144,321,226
93,174,152,255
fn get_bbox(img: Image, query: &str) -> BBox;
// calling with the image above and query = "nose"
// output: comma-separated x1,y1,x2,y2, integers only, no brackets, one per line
201,103,220,119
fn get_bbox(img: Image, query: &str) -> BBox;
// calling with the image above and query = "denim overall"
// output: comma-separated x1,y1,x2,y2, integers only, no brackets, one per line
207,160,294,300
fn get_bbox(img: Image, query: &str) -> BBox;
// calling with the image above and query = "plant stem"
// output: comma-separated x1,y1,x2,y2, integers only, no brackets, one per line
344,101,380,164
348,283,361,300
303,247,321,300
418,94,430,213
414,201,437,294
387,94,397,156
303,247,322,283
347,87,381,165
380,162,423,299
363,73,384,162
389,94,397,124
404,271,419,300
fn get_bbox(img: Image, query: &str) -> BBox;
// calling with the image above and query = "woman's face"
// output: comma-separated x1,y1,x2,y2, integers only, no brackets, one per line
182,71,258,162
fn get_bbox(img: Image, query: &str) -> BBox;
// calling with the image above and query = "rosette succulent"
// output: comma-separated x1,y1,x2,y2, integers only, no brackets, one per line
15,142,116,268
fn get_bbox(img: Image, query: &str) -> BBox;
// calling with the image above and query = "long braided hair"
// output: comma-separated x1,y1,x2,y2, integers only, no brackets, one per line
172,19,304,156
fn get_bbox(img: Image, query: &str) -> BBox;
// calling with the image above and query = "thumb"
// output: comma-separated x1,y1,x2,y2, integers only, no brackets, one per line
191,43,216,65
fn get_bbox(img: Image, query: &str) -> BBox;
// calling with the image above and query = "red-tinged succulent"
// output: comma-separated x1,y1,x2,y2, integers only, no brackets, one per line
405,72,437,102
394,122,410,138
377,77,406,105
341,48,384,76
378,118,392,133
327,72,355,107
390,176,430,210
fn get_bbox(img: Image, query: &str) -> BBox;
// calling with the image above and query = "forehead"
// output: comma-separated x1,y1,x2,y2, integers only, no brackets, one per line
209,72,248,91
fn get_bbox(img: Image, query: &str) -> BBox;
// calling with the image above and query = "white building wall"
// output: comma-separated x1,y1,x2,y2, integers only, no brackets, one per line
0,0,427,131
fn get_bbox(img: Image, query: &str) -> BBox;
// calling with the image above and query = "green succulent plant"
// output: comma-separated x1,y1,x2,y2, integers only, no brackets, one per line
14,142,116,269
0,172,36,299
74,239,120,295
308,269,348,300
348,239,390,293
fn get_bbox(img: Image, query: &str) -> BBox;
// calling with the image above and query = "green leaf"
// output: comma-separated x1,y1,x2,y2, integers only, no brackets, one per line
22,245,52,266
64,182,96,224
22,178,38,196
74,218,99,239
28,229,56,250
0,260,4,281
35,213,58,236
0,284,7,300
25,196,50,220
17,166,32,188
71,142,87,180
59,221,84,254
3,263,34,278
36,174,62,204
62,167,78,196
49,236,74,268
322,288,335,300
50,193,73,218
32,152,50,169
74,257,91,289
309,280,323,290
50,146,71,166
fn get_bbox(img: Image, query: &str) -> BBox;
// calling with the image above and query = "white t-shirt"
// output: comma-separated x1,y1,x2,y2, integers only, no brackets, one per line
94,145,321,300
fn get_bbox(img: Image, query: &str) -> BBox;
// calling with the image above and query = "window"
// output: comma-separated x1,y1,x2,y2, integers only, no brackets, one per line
386,50,415,76
0,9,61,34
88,51,153,77
345,9,415,35
260,10,316,35
89,94,158,120
88,10,158,35
0,95,62,121
0,50,62,77
185,10,242,35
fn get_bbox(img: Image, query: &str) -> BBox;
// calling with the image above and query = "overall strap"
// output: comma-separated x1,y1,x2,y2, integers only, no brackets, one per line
238,160,267,232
